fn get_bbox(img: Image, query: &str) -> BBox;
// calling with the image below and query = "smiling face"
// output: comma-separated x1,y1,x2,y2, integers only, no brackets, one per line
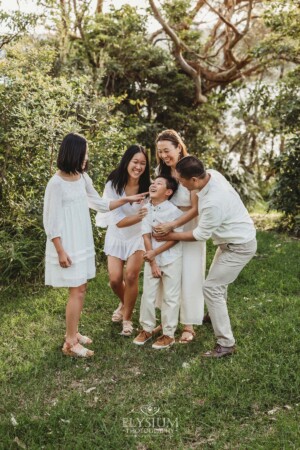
127,152,147,179
149,177,173,202
156,140,181,169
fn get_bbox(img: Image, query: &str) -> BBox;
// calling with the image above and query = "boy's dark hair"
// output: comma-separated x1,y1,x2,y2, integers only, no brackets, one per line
154,175,178,200
107,144,150,195
57,133,87,174
176,156,206,179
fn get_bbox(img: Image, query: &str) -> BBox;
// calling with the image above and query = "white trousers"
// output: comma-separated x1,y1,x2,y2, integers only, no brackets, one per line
140,257,182,337
204,238,257,347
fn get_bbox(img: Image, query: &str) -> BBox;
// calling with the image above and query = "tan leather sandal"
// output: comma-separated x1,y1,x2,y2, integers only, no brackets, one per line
179,328,196,344
62,342,94,358
112,303,124,322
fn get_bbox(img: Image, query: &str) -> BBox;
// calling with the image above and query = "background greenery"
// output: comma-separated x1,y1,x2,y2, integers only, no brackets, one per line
0,0,299,282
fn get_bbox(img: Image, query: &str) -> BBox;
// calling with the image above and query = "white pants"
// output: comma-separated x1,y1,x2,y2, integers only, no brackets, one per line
140,257,182,337
204,238,257,347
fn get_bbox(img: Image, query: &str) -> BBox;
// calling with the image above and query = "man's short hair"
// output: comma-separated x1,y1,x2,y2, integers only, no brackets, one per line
176,156,206,179
154,175,178,199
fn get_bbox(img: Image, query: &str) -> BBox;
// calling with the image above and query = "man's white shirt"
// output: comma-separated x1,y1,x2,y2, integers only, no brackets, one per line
192,170,256,244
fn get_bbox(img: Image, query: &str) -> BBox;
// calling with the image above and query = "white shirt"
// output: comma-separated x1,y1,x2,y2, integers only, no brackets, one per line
192,170,256,244
142,200,183,267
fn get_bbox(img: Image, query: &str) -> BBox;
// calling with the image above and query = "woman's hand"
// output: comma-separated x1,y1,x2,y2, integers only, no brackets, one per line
143,249,156,262
126,192,149,204
58,250,72,268
137,207,148,221
154,221,175,236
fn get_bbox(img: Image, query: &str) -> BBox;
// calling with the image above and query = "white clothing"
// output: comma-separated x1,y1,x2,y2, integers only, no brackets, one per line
193,170,256,244
142,200,183,266
170,183,206,325
140,256,182,337
96,180,144,260
43,173,110,287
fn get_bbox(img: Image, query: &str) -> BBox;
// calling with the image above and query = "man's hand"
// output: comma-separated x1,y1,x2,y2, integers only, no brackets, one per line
150,261,162,278
153,231,176,242
153,221,175,236
143,249,156,262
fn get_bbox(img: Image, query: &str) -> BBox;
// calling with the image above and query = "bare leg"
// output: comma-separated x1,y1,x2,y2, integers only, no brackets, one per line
107,256,125,305
65,283,87,345
122,251,144,321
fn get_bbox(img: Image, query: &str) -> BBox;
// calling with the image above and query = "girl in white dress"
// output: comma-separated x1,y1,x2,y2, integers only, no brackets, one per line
154,130,206,343
43,133,146,357
96,145,151,336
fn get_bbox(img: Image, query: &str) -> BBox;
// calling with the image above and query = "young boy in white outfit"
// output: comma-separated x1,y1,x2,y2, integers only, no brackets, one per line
133,175,183,349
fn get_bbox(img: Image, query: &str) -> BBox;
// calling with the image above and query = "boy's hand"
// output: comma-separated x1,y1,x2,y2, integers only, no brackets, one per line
58,250,72,268
143,249,156,262
150,261,161,278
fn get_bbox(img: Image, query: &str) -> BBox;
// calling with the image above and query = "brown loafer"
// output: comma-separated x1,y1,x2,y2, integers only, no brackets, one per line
202,312,211,324
202,344,236,358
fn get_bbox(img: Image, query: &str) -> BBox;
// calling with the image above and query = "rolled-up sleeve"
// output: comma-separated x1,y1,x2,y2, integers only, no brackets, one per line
192,206,222,241
43,181,63,240
142,205,152,235
84,173,110,213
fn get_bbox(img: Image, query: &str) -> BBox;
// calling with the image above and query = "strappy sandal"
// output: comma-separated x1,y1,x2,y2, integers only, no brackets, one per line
119,320,133,337
179,328,196,344
62,342,94,358
64,333,92,345
112,303,124,322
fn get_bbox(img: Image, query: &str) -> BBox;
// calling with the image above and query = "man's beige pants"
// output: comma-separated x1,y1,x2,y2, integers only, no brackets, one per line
203,238,257,347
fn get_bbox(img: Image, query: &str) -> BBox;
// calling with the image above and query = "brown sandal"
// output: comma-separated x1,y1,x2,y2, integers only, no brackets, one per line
179,328,196,344
62,342,94,358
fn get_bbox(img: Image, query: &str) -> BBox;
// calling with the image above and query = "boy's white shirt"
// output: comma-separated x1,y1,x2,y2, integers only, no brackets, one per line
142,200,183,267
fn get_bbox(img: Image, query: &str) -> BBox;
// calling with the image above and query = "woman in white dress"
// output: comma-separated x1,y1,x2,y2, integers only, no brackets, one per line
43,133,146,357
154,130,206,343
96,145,151,336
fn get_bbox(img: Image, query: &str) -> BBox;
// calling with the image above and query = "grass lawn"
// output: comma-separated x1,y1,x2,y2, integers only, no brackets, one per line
0,230,299,449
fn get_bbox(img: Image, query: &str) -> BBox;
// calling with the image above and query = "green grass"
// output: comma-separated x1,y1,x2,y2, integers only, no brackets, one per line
0,231,299,449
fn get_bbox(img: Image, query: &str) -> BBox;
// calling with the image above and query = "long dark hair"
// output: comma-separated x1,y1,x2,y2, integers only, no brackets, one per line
107,145,150,195
57,133,87,174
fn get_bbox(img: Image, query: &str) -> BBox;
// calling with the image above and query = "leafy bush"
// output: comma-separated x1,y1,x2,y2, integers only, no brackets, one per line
269,136,300,236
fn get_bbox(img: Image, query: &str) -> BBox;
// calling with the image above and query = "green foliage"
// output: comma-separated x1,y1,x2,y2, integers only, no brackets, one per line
0,37,145,284
269,137,300,236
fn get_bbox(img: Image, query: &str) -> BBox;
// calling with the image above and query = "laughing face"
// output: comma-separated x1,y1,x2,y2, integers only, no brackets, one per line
149,177,172,201
156,140,181,169
127,152,147,179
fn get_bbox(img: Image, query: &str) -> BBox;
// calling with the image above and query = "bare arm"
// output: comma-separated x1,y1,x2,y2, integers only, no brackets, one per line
116,207,148,228
154,190,198,234
51,237,72,267
154,230,196,242
143,233,161,278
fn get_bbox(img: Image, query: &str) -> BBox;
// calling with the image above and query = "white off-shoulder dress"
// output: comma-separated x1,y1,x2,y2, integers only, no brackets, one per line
96,180,145,260
43,173,110,288
170,184,206,324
